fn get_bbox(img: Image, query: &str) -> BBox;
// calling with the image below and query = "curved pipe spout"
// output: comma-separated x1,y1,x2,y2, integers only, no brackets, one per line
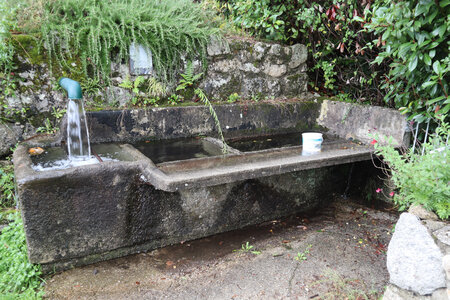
59,78,82,99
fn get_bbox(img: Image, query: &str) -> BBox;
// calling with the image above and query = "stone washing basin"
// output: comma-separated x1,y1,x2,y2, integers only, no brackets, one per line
13,99,407,271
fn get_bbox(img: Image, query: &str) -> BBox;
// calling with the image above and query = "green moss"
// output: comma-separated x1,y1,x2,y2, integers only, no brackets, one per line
10,34,43,65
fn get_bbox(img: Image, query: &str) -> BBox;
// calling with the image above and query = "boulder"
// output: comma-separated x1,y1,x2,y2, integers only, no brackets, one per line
387,213,446,295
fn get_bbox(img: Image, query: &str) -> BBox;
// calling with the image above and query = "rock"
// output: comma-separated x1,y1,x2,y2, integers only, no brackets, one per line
268,44,282,56
409,204,439,220
240,63,260,73
210,59,241,73
444,255,450,278
263,64,287,78
0,123,23,157
207,36,230,56
432,288,450,300
434,226,450,247
423,220,447,233
252,42,268,60
383,284,429,300
281,74,308,97
387,213,446,295
289,44,307,69
105,86,132,107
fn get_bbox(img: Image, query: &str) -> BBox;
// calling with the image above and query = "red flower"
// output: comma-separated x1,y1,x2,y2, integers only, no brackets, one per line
376,188,382,193
371,139,378,145
389,192,395,197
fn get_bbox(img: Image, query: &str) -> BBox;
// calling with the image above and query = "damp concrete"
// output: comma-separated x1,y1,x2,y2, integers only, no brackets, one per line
44,198,398,299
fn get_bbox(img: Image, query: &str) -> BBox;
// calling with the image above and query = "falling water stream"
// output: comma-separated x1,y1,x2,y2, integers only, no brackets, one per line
67,99,91,159
31,97,119,171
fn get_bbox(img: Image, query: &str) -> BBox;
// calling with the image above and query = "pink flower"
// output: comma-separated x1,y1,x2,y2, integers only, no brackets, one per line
371,139,378,145
376,188,382,193
389,191,395,197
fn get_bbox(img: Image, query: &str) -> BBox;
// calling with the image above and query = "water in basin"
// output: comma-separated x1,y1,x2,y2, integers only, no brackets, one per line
31,143,126,171
226,132,339,152
133,137,223,164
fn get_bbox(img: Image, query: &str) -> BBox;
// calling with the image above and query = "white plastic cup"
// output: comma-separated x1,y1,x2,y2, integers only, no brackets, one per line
302,132,323,155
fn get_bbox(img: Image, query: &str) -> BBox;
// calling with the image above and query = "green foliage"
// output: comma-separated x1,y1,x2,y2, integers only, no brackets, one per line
234,242,261,255
194,88,228,153
0,164,15,208
227,0,387,103
80,77,102,96
0,2,18,101
373,117,450,219
176,61,204,91
35,107,66,134
0,212,43,298
295,244,312,261
119,75,166,107
227,92,240,103
0,106,30,124
168,94,183,106
40,0,219,84
365,0,450,121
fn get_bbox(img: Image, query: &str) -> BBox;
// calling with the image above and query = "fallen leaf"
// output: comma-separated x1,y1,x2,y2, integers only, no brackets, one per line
166,261,174,266
29,147,45,155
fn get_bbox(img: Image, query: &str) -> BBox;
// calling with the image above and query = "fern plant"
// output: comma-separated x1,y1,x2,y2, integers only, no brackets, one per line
176,61,203,91
40,0,219,84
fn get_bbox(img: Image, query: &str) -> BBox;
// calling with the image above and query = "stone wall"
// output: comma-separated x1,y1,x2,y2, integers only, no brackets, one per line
200,37,308,100
0,36,308,156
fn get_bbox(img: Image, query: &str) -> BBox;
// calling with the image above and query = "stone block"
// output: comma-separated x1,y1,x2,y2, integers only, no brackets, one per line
387,213,446,295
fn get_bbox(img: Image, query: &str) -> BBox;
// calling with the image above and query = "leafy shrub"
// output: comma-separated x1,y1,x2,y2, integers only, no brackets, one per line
40,0,220,84
227,0,387,104
0,212,43,298
365,0,449,122
373,117,450,219
0,164,15,208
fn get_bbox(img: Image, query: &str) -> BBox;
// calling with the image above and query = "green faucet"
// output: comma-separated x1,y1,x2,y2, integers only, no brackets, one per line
59,78,82,99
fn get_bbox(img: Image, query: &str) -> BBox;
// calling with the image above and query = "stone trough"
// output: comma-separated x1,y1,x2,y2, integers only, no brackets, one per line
13,99,407,272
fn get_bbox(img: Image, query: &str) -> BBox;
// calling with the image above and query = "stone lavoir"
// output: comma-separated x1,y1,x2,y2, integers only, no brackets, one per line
9,36,409,273
14,96,407,272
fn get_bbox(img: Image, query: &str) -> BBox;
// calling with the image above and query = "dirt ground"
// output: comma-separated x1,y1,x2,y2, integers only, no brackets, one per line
44,198,398,299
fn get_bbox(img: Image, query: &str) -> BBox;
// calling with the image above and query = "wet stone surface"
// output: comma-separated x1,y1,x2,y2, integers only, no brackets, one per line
44,198,397,299
133,137,223,164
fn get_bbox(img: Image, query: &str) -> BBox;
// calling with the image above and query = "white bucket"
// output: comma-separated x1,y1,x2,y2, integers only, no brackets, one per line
302,132,323,155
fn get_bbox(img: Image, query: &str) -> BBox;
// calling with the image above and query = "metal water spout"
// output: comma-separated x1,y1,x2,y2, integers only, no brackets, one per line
59,78,91,160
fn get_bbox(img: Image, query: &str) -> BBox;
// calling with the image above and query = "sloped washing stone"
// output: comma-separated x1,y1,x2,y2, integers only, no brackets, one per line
387,213,446,295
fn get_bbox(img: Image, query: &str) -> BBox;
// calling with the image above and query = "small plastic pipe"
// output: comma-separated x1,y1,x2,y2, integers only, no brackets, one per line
59,78,82,99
